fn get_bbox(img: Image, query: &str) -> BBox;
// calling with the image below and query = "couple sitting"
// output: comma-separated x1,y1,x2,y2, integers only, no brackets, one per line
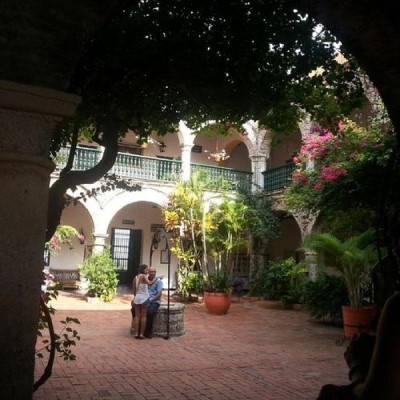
131,264,163,339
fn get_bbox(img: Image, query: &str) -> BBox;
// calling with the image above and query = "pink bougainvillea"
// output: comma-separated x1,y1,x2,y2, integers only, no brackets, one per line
285,118,394,212
320,166,347,182
293,126,341,168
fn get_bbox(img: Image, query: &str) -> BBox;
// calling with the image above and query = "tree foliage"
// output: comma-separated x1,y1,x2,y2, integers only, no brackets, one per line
69,1,363,139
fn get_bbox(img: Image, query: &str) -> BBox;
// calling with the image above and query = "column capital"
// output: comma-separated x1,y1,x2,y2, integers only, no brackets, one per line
292,210,319,241
0,80,81,157
0,80,80,117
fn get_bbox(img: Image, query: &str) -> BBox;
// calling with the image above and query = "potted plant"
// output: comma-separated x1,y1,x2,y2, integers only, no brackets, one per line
163,172,274,314
202,268,233,315
202,198,250,315
302,228,377,336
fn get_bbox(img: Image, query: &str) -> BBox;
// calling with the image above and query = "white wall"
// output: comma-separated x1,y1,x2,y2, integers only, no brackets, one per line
49,201,92,270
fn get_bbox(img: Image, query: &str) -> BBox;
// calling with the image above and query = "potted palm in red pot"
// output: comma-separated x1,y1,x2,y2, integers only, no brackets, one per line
203,269,233,315
203,198,250,315
303,228,377,337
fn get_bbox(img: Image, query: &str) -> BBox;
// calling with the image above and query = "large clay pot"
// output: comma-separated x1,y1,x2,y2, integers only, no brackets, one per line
204,292,232,315
342,305,373,337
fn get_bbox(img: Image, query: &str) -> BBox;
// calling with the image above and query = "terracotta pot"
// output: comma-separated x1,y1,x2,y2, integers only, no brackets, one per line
204,292,232,315
342,305,372,337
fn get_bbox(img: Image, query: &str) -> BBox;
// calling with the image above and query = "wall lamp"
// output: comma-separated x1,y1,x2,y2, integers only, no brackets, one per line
78,228,86,245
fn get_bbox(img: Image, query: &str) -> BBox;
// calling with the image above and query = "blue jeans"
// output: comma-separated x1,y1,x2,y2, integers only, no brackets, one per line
144,302,160,337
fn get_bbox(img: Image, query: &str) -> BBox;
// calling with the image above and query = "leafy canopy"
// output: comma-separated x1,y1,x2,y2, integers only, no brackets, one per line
66,1,363,144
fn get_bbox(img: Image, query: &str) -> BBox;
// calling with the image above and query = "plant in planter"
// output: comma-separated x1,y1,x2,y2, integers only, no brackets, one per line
163,171,276,314
202,197,251,314
302,228,377,336
78,248,119,302
163,170,211,299
202,270,233,315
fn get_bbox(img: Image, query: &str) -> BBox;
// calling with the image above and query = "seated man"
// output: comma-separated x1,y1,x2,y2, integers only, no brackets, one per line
144,266,163,338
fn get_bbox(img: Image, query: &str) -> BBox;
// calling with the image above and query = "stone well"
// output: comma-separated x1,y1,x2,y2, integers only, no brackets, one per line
153,303,185,337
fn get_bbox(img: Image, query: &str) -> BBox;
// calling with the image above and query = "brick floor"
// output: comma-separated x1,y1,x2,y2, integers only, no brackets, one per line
34,289,349,400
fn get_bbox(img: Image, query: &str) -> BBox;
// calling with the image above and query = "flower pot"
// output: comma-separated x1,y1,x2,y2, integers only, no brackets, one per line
342,305,372,337
204,292,232,315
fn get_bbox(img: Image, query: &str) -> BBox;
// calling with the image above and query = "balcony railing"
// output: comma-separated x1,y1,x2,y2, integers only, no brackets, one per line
192,162,253,189
263,163,296,192
56,147,252,188
112,153,182,182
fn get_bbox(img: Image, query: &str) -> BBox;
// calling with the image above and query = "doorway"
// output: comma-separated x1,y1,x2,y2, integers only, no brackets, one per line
111,228,142,285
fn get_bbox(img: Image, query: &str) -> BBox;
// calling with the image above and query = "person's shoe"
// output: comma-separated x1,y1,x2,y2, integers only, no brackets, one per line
144,334,153,339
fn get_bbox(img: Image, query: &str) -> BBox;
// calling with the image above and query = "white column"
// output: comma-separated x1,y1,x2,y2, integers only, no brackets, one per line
92,233,109,253
180,144,193,181
177,121,195,181
0,80,80,398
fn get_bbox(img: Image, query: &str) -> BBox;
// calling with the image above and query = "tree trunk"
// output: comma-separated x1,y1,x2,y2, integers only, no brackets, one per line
0,81,80,399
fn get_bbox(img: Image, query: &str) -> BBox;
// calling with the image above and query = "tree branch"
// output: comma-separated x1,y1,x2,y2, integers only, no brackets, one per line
46,130,119,241
33,297,56,392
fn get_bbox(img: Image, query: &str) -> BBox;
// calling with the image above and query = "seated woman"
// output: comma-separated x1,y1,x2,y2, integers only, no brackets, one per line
133,264,156,339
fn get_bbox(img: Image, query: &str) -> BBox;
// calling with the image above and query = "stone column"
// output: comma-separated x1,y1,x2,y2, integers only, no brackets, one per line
250,155,267,189
0,80,80,399
242,120,272,192
92,233,109,254
304,250,318,281
292,210,319,281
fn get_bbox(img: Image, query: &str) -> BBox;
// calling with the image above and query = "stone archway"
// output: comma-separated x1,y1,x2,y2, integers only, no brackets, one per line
49,199,94,271
267,210,303,263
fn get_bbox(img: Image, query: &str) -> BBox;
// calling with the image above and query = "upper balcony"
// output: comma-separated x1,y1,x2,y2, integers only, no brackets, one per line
55,147,297,194
56,146,253,190
262,163,296,193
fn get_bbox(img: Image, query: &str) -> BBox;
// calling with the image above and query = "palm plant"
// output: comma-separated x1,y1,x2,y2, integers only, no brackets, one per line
302,229,377,308
201,199,247,292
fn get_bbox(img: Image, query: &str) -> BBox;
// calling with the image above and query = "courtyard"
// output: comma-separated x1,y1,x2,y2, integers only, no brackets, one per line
34,289,349,400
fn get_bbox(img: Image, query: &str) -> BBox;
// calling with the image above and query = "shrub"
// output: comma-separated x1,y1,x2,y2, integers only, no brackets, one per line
180,271,204,300
259,258,307,302
79,248,119,302
302,272,349,321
